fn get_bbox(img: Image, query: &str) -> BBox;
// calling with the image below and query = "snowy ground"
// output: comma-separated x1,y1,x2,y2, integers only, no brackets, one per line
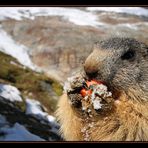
0,7,147,28
0,84,22,102
0,26,37,71
87,7,148,17
25,98,59,135
26,99,56,123
0,7,101,27
0,83,59,141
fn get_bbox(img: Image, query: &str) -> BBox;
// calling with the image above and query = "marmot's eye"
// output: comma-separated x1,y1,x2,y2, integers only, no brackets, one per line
121,50,135,60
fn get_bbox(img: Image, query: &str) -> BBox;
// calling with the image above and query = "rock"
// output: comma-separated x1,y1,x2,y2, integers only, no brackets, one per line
0,96,62,141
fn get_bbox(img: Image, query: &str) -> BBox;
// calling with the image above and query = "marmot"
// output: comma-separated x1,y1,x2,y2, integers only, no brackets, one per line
56,37,148,141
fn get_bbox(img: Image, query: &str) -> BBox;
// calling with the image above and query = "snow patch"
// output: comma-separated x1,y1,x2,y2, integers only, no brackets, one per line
26,98,56,123
10,61,19,66
118,23,139,30
0,84,22,102
0,7,103,27
117,22,148,30
0,27,37,70
87,7,148,17
25,98,59,135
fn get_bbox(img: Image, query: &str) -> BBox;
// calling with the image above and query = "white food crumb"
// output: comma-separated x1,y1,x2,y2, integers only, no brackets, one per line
91,84,112,110
89,114,93,118
88,122,94,128
82,106,87,111
87,109,91,113
92,99,102,110
84,96,88,101
81,127,87,133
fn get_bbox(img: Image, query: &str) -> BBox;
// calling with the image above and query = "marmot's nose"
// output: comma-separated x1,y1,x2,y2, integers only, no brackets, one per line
84,50,100,77
84,57,98,77
84,49,108,78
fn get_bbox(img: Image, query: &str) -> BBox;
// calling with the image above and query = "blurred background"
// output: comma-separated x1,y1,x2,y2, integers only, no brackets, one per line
0,7,147,141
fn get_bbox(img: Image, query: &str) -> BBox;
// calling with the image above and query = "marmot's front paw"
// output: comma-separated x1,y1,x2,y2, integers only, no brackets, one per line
63,73,86,107
64,74,114,116
64,74,85,93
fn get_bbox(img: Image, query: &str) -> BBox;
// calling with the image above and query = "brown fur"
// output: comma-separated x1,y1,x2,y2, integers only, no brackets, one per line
56,92,148,141
56,37,148,141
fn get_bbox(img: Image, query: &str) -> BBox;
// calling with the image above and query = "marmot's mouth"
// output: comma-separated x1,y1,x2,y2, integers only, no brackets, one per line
66,74,121,115
105,82,122,101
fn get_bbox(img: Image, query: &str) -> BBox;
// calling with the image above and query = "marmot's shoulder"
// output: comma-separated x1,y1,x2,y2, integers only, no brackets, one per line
57,92,148,141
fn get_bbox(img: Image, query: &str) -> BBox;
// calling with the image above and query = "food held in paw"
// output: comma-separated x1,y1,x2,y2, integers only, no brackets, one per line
80,80,113,114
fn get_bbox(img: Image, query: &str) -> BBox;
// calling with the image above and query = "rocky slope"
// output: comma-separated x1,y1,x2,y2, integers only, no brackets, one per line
0,7,148,82
0,51,62,114
0,51,62,141
0,95,61,141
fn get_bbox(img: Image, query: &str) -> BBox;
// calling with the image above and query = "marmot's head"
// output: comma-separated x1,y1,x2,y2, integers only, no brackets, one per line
84,37,148,102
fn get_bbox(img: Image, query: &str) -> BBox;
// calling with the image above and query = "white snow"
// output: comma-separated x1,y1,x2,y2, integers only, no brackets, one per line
10,61,18,66
0,84,22,102
0,7,103,27
87,7,148,17
0,122,45,141
25,98,59,136
0,96,59,141
117,23,139,30
0,7,147,27
26,98,56,123
0,27,36,70
0,7,146,28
